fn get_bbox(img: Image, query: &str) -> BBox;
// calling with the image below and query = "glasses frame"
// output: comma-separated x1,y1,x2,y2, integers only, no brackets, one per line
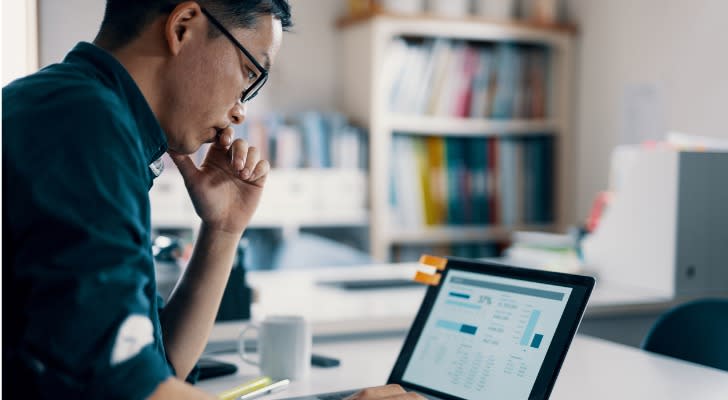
201,7,269,103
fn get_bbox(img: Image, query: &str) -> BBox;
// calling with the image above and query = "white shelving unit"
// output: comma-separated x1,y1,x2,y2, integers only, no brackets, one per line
337,12,576,261
149,168,368,234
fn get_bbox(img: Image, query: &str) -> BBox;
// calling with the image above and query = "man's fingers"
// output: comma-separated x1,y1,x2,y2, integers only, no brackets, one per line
346,385,409,400
168,152,198,182
392,392,425,400
384,392,424,400
215,127,234,149
229,139,249,172
248,159,270,185
201,127,234,166
201,127,268,184
368,393,422,400
241,146,260,180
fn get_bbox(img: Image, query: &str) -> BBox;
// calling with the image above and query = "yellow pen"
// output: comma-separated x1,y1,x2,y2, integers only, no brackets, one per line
217,376,272,400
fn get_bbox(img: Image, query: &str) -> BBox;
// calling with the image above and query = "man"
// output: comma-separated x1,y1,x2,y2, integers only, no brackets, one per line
3,1,421,399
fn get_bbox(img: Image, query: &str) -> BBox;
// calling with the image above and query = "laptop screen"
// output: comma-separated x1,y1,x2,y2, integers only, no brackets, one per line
401,269,572,399
389,258,594,400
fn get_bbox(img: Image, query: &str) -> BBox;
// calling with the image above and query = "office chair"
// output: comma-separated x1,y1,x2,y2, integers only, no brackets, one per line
641,297,728,371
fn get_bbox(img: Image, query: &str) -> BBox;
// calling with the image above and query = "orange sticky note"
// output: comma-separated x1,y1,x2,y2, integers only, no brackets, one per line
419,254,448,271
413,271,441,286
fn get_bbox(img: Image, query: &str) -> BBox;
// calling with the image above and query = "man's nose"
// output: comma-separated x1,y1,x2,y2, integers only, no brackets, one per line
230,101,247,125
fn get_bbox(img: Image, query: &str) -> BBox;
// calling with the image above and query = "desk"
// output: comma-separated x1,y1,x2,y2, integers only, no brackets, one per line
210,263,683,346
196,335,728,399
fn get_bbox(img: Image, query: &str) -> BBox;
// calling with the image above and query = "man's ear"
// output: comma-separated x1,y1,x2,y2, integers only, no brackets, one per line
164,1,205,56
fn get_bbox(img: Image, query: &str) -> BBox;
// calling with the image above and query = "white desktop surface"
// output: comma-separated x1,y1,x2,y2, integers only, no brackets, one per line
211,263,675,342
196,335,728,399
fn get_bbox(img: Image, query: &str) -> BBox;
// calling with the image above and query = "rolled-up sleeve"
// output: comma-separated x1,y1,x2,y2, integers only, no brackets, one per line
10,100,172,399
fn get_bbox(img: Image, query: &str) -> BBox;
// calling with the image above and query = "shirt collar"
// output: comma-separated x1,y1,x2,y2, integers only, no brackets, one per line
63,42,168,166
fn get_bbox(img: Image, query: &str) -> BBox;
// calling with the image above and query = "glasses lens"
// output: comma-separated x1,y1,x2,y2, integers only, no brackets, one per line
243,73,268,102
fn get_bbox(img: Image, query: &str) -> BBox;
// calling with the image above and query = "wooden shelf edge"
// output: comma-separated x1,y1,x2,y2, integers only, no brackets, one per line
388,115,560,135
336,10,578,35
387,224,557,244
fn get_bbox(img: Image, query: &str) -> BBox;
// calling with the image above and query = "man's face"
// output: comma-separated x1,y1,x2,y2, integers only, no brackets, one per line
160,12,283,155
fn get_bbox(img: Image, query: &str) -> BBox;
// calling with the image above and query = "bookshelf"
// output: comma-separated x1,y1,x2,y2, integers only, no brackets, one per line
337,12,576,261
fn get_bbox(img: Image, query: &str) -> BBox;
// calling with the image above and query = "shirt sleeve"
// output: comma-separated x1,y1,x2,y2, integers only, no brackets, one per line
11,96,172,399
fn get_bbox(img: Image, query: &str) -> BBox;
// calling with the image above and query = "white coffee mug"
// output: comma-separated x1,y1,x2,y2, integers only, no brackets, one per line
239,315,312,380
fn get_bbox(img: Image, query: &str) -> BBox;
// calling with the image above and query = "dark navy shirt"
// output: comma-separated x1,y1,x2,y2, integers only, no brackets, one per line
3,42,174,399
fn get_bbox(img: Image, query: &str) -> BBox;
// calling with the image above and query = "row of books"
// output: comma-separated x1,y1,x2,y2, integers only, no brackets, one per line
392,243,501,263
385,38,550,119
198,111,368,169
390,134,555,228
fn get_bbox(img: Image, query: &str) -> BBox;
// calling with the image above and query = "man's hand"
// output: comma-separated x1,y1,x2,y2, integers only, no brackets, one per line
169,127,269,235
345,385,424,400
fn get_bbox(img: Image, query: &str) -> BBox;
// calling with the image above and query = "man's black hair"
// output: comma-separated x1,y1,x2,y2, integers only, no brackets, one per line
95,0,292,50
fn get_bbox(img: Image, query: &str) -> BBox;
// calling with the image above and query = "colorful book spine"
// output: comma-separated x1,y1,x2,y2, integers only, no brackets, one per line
388,135,555,229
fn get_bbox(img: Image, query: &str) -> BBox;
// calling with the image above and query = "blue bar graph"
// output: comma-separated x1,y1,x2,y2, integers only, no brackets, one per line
531,334,544,348
445,300,482,310
449,291,471,299
460,324,478,335
436,319,478,336
520,310,541,346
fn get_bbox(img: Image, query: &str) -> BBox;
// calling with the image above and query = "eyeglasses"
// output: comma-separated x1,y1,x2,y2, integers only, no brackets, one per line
201,7,269,103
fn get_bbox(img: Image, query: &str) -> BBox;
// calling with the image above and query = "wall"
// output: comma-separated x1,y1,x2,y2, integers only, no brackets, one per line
258,0,347,115
2,0,38,86
566,0,728,219
38,0,105,67
36,0,346,118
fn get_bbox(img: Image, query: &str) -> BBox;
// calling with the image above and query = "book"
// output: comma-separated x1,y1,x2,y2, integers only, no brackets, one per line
469,46,495,119
414,137,434,226
425,136,448,225
446,137,467,224
453,45,480,118
391,135,425,227
467,137,489,224
498,137,517,226
299,112,330,168
491,44,519,119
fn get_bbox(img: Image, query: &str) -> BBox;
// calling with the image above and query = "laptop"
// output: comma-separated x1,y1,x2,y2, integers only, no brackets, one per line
285,257,595,400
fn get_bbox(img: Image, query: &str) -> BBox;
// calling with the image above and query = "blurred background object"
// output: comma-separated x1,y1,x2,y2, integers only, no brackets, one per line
474,0,517,20
581,143,728,299
380,0,425,15
426,0,471,17
152,234,189,302
216,240,253,321
520,0,560,24
503,230,582,273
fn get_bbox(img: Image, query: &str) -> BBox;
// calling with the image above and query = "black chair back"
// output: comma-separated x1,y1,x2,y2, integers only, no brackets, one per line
642,298,728,371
